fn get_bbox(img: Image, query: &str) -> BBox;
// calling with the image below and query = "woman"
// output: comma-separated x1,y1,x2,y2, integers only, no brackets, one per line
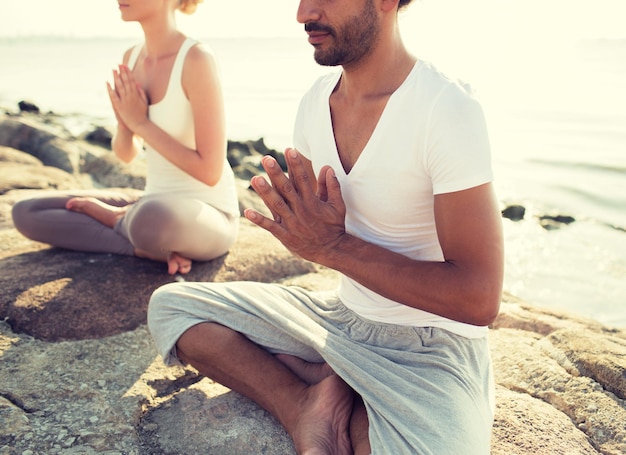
12,0,240,275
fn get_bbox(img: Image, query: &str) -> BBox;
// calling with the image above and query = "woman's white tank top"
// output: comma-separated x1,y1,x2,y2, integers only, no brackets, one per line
127,38,239,217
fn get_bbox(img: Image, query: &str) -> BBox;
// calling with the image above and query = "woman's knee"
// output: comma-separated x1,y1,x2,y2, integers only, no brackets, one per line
11,198,38,237
127,200,180,245
132,199,178,225
11,199,28,225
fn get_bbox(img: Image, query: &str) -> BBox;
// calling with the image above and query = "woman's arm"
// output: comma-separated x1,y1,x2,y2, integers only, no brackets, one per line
110,122,143,163
115,44,226,186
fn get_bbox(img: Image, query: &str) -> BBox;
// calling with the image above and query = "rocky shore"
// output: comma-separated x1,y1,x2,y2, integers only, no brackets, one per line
1,104,625,454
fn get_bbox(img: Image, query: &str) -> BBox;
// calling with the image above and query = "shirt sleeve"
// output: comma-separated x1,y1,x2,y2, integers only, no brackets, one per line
425,82,494,195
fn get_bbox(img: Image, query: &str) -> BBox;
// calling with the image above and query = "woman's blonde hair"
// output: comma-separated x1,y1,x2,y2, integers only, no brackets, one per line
178,0,203,14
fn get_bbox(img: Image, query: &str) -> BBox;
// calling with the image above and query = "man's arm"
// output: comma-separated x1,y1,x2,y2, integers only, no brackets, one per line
245,148,504,327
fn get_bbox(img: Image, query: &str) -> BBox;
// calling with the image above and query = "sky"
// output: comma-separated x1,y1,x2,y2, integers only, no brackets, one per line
1,0,625,42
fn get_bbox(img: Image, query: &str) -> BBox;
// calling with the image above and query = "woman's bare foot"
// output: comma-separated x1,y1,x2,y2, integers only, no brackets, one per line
134,249,192,275
275,354,334,385
167,252,192,275
291,375,354,455
66,197,126,228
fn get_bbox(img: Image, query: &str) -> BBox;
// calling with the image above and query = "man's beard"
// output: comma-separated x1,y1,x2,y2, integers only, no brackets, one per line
306,0,380,67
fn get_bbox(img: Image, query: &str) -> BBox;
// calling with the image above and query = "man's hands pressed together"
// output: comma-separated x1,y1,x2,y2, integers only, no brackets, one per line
244,148,347,264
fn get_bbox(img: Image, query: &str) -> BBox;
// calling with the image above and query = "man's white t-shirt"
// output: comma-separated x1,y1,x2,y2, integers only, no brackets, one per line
293,60,494,339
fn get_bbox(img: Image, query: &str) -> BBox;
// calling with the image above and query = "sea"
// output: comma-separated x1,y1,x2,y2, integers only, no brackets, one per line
1,35,625,328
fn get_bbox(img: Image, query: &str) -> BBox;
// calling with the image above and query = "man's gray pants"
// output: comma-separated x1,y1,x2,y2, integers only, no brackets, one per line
148,281,495,455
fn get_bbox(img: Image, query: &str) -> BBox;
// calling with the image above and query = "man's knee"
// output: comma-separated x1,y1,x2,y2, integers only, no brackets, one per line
147,282,183,330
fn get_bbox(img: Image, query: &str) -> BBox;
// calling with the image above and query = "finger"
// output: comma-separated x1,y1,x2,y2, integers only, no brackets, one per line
106,82,120,109
261,155,299,204
317,165,331,202
324,167,346,216
106,81,118,98
137,86,148,105
120,64,136,86
111,69,120,92
244,208,287,237
250,175,293,221
117,65,131,96
106,83,120,107
119,64,130,78
113,69,126,97
285,148,316,199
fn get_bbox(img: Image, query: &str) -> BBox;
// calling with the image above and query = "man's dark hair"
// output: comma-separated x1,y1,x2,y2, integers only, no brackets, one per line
398,0,414,9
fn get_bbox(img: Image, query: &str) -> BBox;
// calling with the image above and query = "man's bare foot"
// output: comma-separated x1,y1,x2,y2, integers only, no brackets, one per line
167,252,192,275
291,375,354,455
66,197,126,228
275,354,334,385
350,396,371,455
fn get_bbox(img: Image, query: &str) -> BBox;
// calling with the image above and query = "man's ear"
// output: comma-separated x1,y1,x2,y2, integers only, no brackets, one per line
380,0,400,13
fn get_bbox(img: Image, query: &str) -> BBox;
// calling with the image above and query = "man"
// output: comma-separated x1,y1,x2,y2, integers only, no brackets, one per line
148,0,504,453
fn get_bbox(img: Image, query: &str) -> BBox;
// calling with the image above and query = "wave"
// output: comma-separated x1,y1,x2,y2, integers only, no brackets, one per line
530,181,626,232
528,159,626,176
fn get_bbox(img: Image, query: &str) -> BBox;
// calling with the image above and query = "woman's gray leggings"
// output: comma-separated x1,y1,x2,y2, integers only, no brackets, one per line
11,189,239,261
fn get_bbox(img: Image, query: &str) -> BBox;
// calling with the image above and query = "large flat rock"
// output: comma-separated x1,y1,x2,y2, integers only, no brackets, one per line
1,110,625,454
0,221,315,341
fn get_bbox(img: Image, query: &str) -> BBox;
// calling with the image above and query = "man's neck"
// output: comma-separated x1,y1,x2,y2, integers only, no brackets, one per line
336,39,416,100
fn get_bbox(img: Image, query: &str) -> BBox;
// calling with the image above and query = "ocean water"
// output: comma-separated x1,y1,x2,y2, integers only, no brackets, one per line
1,36,625,327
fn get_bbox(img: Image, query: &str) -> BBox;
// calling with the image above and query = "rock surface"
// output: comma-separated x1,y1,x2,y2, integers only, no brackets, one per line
1,108,625,454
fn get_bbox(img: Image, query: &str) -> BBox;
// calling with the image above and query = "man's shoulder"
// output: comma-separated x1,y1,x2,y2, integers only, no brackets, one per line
405,60,483,117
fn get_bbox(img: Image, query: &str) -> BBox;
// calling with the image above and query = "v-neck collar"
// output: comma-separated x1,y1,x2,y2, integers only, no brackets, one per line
325,60,422,176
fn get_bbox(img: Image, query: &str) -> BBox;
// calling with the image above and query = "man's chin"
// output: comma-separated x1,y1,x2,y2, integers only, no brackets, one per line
313,52,341,67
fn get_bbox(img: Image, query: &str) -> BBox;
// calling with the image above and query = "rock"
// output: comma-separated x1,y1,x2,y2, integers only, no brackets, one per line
227,137,285,179
2,287,624,454
139,381,296,454
0,220,315,341
0,145,91,200
490,294,626,454
539,213,576,230
18,100,40,114
80,146,147,190
0,116,82,173
251,137,287,170
544,329,626,401
227,139,260,168
83,126,113,148
491,386,599,454
1,108,625,454
0,145,43,165
0,162,81,195
502,204,526,221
